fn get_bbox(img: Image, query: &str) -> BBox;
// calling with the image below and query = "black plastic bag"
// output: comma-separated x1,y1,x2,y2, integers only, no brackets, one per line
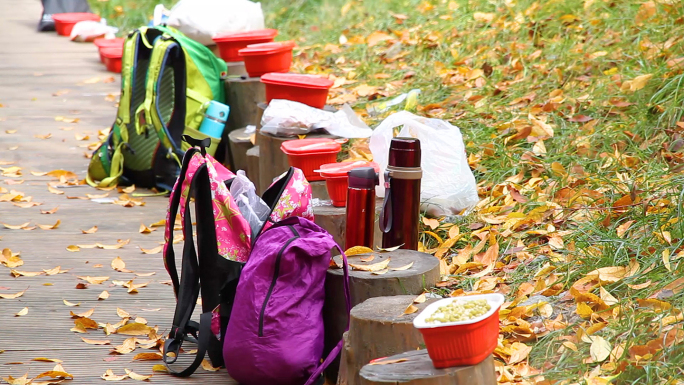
38,0,92,32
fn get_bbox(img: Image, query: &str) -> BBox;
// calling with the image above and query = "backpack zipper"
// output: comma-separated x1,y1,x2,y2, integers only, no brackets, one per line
258,225,299,337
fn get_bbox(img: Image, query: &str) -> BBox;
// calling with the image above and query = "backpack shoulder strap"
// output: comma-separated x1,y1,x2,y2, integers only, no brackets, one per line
163,147,212,376
305,243,351,385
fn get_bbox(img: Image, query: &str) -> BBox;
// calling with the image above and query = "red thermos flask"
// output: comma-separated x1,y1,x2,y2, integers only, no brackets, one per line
345,167,379,249
379,137,422,250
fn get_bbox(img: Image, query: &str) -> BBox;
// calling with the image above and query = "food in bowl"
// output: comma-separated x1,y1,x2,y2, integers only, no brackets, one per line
424,298,491,324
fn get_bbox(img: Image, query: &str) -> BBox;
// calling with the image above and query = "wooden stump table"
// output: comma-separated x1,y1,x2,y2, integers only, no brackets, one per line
246,145,260,191
359,351,497,385
339,295,439,385
324,250,440,383
228,127,253,172
224,76,265,132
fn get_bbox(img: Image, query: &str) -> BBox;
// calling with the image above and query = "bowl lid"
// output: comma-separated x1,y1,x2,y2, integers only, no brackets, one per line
213,29,278,42
238,41,295,56
52,12,100,22
261,73,334,89
318,161,379,177
281,138,341,155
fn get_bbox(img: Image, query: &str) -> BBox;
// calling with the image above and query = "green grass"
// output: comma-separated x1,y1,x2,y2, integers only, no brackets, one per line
96,0,684,383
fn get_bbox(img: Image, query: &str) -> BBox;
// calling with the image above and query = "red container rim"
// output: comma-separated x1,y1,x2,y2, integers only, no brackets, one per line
261,73,334,90
213,29,278,42
238,41,295,56
319,161,379,178
94,38,124,48
100,47,123,58
281,138,341,155
52,13,100,22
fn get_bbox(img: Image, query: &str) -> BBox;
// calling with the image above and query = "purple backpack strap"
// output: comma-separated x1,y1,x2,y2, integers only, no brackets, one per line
304,244,351,385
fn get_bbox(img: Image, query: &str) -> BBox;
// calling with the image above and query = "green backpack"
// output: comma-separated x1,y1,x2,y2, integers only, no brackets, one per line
87,26,227,191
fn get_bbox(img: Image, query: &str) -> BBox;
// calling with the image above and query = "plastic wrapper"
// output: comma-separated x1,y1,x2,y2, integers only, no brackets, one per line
167,0,265,46
260,99,372,138
369,111,479,216
229,171,270,236
70,20,117,42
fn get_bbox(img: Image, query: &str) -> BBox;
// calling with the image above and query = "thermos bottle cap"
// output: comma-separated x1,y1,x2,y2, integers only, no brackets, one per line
388,137,421,168
348,167,379,189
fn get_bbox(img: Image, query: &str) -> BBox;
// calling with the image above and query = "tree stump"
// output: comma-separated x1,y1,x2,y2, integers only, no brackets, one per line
246,145,260,193
226,62,247,77
359,351,497,385
339,295,438,385
224,77,265,132
314,204,346,247
256,131,338,193
256,102,268,130
311,181,330,201
324,250,440,383
228,127,253,172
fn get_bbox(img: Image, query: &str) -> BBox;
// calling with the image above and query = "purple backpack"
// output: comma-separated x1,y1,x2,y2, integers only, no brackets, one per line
223,216,350,385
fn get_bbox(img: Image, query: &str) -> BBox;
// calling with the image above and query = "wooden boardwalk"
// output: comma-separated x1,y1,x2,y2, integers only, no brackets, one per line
0,1,235,383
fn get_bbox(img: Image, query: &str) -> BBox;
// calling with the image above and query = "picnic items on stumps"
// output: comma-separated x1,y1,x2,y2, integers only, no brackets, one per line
370,111,479,217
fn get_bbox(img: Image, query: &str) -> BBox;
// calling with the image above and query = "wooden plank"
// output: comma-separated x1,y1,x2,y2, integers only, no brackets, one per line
0,2,234,383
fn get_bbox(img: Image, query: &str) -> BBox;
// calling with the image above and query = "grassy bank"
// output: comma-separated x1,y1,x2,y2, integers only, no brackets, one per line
94,0,684,383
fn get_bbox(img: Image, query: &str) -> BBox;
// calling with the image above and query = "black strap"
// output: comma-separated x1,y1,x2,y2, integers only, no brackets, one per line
164,312,213,377
379,170,393,234
164,147,200,296
182,135,211,156
303,244,351,385
163,148,214,377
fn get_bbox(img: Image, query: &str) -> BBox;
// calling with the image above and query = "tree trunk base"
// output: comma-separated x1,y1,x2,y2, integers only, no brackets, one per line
359,351,497,385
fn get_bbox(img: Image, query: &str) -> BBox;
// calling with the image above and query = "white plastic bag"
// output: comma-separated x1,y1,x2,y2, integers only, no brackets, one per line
229,171,270,236
261,99,372,138
70,19,117,42
167,0,265,46
369,111,479,216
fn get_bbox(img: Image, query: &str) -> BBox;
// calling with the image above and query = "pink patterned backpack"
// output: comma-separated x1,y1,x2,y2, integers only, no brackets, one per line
162,137,314,376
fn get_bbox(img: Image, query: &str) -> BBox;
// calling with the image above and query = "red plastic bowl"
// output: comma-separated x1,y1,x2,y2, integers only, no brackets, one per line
281,138,342,182
239,41,295,78
213,29,278,62
319,161,380,207
261,73,334,109
52,13,101,36
94,38,124,63
413,294,504,368
101,47,123,73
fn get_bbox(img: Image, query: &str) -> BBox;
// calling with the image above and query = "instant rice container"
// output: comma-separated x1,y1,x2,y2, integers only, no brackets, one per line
280,138,342,182
413,293,504,368
239,41,295,78
212,29,278,62
260,73,333,109
53,13,101,36
318,161,379,207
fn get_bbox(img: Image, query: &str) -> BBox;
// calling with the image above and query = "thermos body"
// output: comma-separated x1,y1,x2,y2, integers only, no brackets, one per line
345,167,379,249
382,174,421,249
345,187,376,249
380,137,422,251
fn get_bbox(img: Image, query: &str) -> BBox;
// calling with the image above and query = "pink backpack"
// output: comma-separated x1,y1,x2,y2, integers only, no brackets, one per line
163,138,316,376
